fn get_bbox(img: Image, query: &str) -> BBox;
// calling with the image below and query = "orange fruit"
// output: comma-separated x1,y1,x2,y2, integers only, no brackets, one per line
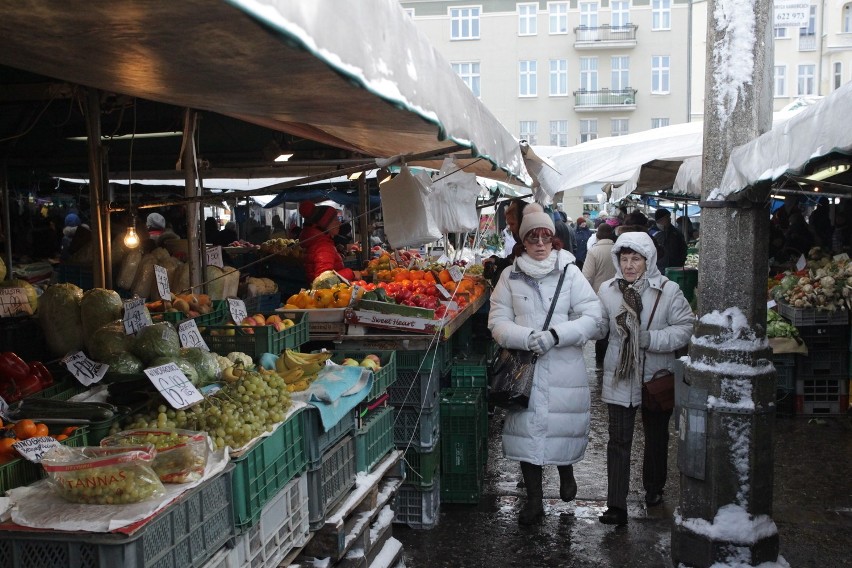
54,434,69,442
34,423,49,438
0,438,19,459
62,426,77,436
14,419,37,440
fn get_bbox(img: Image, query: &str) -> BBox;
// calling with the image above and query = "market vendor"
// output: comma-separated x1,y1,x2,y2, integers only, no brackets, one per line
299,201,361,284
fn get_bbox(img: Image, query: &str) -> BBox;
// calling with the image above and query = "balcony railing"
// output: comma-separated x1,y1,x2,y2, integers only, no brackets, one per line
798,33,817,51
574,24,638,47
573,88,637,109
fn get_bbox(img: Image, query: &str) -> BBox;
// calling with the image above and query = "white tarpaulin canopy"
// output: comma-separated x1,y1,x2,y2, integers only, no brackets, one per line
712,80,852,199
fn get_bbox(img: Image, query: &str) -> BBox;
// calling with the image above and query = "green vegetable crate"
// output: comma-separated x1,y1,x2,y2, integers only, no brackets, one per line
439,388,486,504
201,312,308,359
152,299,227,326
355,405,395,473
329,350,397,402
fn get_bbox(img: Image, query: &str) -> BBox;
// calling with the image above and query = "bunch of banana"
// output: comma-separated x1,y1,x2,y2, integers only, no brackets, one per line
276,349,332,384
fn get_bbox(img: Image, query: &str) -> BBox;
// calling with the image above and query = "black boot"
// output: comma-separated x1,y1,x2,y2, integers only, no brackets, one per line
599,507,628,526
518,462,544,525
557,465,577,502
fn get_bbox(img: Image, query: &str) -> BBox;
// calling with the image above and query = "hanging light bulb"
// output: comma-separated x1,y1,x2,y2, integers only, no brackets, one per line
124,215,140,249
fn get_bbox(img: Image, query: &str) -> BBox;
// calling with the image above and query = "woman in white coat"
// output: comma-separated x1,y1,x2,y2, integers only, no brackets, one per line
488,203,602,525
596,231,693,526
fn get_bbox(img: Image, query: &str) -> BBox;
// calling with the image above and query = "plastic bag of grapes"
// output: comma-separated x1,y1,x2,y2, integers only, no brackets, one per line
100,428,210,483
42,444,166,505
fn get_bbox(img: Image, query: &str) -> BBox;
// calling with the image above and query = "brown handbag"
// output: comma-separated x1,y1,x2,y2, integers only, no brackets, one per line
640,286,676,412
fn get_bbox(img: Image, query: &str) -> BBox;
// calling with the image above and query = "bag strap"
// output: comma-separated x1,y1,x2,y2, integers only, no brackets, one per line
542,265,569,331
641,281,667,377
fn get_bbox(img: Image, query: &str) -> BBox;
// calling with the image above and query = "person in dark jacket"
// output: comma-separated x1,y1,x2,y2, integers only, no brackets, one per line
573,216,593,268
649,209,687,273
484,199,528,286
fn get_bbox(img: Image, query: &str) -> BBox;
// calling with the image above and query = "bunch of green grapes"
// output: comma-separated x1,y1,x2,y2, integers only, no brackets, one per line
466,264,484,276
124,370,293,450
51,464,164,504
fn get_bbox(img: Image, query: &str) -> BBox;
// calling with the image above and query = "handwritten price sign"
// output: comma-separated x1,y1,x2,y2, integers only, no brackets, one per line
178,319,210,351
228,298,248,325
0,395,8,421
154,265,171,300
206,246,224,268
0,287,33,317
123,298,152,335
144,363,204,410
63,351,109,386
14,436,62,463
448,265,464,282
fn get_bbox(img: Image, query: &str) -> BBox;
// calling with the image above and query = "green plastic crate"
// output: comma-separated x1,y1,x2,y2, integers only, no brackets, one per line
402,440,441,488
201,312,308,359
230,407,308,529
440,388,485,504
450,357,488,389
328,350,396,401
395,341,452,375
0,426,88,494
355,405,394,473
152,299,228,326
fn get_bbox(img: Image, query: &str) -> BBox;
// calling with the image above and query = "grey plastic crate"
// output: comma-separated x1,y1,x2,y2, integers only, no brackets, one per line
771,353,797,391
393,404,440,451
393,478,441,529
307,434,357,530
303,406,357,469
388,367,442,409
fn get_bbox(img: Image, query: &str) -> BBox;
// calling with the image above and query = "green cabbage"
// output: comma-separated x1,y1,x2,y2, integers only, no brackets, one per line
131,322,180,364
103,352,144,375
89,320,132,362
147,356,199,386
38,283,84,356
179,347,221,384
81,288,123,349
0,278,39,314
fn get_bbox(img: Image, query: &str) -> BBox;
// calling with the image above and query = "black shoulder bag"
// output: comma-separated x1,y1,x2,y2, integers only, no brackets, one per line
641,284,676,412
489,266,568,410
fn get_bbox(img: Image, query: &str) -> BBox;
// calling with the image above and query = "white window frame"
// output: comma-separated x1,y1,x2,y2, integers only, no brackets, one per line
799,5,816,37
611,0,631,28
550,59,569,96
844,3,852,33
404,8,415,19
611,56,630,91
774,65,787,97
519,60,538,97
579,57,599,91
651,55,670,94
651,0,671,31
548,1,569,34
611,118,629,137
579,119,598,143
518,3,538,36
519,121,538,145
579,2,599,29
549,120,569,146
651,118,670,129
774,26,789,39
834,62,843,90
452,62,481,97
450,6,481,40
797,63,816,95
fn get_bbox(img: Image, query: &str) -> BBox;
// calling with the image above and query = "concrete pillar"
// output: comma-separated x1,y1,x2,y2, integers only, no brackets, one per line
671,1,780,566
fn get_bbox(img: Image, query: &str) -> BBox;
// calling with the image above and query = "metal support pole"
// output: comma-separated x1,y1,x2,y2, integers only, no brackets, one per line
358,175,369,268
84,88,106,288
181,109,203,292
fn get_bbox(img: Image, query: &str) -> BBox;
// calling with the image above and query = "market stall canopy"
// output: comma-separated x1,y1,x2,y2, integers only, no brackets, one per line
711,80,852,200
0,0,529,185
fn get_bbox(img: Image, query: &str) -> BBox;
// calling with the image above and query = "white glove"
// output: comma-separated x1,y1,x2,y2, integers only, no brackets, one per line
529,330,557,355
639,330,651,349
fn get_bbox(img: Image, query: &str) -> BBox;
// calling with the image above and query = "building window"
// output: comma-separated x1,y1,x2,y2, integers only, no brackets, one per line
549,2,569,34
580,119,598,143
611,0,631,28
404,8,415,19
611,56,630,91
651,55,670,93
798,63,816,95
519,121,538,145
651,0,671,31
611,118,629,137
835,62,843,90
450,6,480,40
520,60,538,97
844,3,852,33
579,57,598,91
774,65,787,97
452,62,481,97
579,2,599,29
550,120,569,146
518,3,538,35
651,118,670,129
774,27,788,39
550,59,569,96
800,5,816,37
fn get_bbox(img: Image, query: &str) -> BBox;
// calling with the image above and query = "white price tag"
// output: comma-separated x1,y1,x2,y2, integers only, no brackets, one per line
0,395,8,421
144,363,204,410
434,283,452,300
437,255,452,265
448,265,464,282
795,254,807,271
154,265,171,300
393,250,403,264
123,298,152,335
407,258,417,270
228,298,248,325
767,299,777,309
63,351,109,386
0,287,33,317
206,246,224,268
13,436,62,463
178,319,210,351
350,285,362,307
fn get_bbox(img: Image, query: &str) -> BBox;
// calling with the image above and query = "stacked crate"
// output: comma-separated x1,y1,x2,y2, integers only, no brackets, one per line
777,303,850,415
346,350,397,474
439,388,486,504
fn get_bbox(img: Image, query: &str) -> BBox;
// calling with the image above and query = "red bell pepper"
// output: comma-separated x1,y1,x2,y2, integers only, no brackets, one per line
14,372,42,399
28,361,53,389
0,352,30,383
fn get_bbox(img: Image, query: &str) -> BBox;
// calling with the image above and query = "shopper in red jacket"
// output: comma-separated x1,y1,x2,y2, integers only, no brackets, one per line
299,201,360,284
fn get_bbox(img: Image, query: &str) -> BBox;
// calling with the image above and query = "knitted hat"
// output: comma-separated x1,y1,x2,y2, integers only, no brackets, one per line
299,201,338,230
654,208,671,221
64,213,81,228
518,203,555,241
146,212,166,230
605,217,621,227
576,216,587,227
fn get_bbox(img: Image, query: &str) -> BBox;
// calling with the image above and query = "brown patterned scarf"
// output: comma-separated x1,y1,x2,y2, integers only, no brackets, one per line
615,278,643,381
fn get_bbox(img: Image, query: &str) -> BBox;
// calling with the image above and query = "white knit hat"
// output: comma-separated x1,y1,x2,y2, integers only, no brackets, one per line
518,203,555,241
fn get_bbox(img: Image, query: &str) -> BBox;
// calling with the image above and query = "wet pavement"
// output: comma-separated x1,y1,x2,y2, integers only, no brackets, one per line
395,344,852,567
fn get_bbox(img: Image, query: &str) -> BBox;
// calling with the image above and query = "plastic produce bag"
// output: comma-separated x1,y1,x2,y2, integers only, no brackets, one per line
117,249,142,290
380,165,442,248
101,429,210,483
42,443,165,504
429,157,481,233
131,253,156,299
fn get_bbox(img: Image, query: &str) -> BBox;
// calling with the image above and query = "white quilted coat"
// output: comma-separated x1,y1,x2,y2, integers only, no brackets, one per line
488,249,602,466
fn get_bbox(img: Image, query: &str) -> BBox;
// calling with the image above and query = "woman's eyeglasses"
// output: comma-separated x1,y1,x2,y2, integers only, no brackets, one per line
524,235,553,244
